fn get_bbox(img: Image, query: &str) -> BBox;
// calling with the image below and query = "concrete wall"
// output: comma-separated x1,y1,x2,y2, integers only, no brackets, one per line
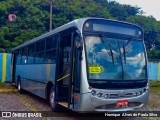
148,62,160,81
0,53,11,83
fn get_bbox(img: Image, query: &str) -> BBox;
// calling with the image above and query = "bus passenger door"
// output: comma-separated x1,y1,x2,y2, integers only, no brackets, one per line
12,52,17,84
55,30,81,110
55,33,72,108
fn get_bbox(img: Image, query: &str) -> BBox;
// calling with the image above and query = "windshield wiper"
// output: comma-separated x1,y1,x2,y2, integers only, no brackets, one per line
109,43,115,66
101,34,115,66
123,43,126,64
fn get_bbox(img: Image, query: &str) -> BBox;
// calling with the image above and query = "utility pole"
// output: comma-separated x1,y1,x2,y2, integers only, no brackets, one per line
50,0,53,31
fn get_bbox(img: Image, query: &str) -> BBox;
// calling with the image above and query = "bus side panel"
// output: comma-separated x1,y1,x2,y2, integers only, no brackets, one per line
15,64,56,98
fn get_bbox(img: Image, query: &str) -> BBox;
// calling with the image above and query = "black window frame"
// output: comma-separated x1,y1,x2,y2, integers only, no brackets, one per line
28,43,36,64
21,46,28,64
16,49,22,64
35,39,45,63
44,35,58,64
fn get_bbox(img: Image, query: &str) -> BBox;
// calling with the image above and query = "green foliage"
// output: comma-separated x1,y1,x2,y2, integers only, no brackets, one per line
0,0,160,61
127,15,158,32
0,0,112,52
51,0,112,28
108,1,140,21
147,50,160,61
0,0,49,52
127,15,160,59
0,82,4,88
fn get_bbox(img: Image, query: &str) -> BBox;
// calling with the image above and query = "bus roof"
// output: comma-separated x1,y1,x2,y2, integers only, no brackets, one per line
12,17,142,51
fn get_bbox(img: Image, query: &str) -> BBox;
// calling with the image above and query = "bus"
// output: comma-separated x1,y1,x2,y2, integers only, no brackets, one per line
11,18,149,112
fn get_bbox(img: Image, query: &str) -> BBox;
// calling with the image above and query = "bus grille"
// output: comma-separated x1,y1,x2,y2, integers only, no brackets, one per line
91,89,145,99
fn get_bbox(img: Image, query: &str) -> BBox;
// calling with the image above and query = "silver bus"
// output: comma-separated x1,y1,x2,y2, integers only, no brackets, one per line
11,18,149,112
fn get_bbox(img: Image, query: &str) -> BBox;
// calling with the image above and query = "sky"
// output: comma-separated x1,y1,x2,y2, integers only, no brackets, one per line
111,0,160,21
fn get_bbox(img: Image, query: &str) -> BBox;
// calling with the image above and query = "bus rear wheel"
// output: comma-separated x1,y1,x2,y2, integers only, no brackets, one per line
18,80,23,94
49,87,58,111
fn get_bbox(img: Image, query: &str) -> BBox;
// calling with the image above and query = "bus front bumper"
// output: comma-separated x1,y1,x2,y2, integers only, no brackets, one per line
79,88,149,112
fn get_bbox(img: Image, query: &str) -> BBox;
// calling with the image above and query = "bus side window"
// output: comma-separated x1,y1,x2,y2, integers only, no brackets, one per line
44,36,57,63
35,40,45,63
44,50,56,63
63,47,71,64
46,36,57,50
17,49,22,64
22,47,28,64
28,44,35,63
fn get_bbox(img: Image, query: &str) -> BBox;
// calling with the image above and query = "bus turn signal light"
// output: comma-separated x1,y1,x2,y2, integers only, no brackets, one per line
88,86,93,90
74,96,79,100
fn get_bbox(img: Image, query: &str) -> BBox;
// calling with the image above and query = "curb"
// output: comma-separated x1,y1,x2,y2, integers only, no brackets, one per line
0,89,18,93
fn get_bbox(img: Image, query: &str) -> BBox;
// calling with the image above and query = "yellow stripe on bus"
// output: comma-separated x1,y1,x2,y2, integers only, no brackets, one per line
2,53,7,83
57,74,70,82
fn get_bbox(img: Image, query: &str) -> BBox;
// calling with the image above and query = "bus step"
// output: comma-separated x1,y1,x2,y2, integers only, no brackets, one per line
58,102,68,108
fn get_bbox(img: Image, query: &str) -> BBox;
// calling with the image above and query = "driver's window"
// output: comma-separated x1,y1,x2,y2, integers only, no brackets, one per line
63,47,71,64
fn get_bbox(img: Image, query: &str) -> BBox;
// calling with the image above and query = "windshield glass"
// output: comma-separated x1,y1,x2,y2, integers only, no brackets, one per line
84,36,147,80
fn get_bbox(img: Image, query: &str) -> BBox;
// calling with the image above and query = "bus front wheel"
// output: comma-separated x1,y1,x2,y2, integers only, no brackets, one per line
49,87,58,111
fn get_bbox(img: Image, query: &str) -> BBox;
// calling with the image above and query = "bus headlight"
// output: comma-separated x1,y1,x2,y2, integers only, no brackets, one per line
133,92,137,96
91,90,96,96
136,92,141,96
136,91,143,96
104,94,108,98
97,93,103,98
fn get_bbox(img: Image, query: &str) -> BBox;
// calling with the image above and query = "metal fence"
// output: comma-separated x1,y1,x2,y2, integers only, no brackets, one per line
0,53,160,82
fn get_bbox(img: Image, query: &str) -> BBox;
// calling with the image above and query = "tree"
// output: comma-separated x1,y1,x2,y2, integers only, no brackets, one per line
107,1,140,21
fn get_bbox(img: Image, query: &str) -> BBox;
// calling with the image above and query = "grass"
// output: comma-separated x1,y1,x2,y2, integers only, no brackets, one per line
150,80,160,87
150,80,160,96
0,82,4,88
148,80,160,109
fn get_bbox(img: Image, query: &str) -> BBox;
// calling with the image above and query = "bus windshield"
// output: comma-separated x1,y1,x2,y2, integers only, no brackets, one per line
84,36,147,80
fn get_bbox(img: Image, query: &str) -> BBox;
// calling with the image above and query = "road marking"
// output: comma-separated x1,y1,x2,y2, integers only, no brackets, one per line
18,95,56,120
0,89,18,93
2,53,7,82
18,97,38,112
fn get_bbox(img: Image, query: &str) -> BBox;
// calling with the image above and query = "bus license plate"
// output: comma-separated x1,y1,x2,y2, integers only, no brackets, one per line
116,100,128,107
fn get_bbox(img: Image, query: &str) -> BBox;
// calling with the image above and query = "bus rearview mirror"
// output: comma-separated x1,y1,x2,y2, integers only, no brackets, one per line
74,30,83,50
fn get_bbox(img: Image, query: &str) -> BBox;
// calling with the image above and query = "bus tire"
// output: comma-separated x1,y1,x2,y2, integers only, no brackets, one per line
18,80,24,94
49,87,58,111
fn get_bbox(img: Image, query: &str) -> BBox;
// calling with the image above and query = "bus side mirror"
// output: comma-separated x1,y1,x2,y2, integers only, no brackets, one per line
74,30,83,60
74,30,83,50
